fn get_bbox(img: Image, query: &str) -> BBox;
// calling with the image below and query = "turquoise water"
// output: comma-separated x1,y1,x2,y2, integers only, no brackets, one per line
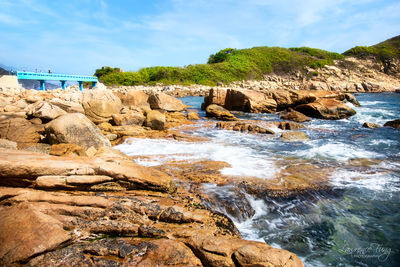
117,93,400,266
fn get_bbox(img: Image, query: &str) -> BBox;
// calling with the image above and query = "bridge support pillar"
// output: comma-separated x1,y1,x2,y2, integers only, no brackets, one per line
39,80,46,91
78,81,83,91
92,81,97,88
61,81,66,90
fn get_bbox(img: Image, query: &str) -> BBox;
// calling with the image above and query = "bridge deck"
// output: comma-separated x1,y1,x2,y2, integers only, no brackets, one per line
16,71,98,82
16,71,98,90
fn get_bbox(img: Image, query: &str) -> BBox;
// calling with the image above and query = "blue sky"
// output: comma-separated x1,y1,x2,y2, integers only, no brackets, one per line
0,0,399,75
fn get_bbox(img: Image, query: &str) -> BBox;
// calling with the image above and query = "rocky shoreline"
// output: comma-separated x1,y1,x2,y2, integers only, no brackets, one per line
0,72,399,265
103,57,400,98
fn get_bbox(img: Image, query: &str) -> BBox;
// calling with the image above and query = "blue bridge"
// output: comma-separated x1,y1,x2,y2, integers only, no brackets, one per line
16,71,98,91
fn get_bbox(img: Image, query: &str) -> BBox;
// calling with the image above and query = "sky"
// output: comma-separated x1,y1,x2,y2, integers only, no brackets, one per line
0,0,399,75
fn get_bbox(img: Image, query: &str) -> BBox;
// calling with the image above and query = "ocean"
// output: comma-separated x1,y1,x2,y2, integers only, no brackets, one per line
116,93,400,266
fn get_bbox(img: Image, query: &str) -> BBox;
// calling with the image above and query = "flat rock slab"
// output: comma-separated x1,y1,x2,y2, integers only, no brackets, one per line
0,148,175,193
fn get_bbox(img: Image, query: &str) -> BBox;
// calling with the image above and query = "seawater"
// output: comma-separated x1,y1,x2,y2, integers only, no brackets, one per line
115,93,400,266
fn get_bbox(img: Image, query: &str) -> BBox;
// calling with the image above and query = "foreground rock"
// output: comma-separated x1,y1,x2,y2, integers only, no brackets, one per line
206,104,237,121
384,118,400,129
295,99,356,120
0,204,72,265
0,148,175,193
45,113,111,149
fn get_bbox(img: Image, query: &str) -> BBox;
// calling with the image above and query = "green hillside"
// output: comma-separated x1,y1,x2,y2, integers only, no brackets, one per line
95,46,343,86
343,35,400,61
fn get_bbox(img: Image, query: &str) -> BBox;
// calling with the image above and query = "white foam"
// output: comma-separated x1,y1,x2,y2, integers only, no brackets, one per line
115,138,277,179
294,141,380,162
329,169,399,192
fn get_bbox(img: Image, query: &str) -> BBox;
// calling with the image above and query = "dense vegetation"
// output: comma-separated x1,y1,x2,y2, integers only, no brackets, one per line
343,35,400,61
95,46,344,86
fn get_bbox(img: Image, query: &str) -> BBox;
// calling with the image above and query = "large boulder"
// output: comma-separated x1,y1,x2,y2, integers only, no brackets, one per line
148,92,186,112
203,88,227,109
225,89,277,113
295,99,356,120
45,113,111,149
0,118,44,148
116,90,150,110
26,101,67,120
384,119,400,129
206,104,238,121
145,110,166,130
112,111,145,126
82,90,122,123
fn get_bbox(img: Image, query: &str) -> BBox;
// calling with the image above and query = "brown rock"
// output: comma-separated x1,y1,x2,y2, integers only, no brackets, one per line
112,111,145,126
50,98,85,113
82,89,122,123
203,88,227,108
0,204,71,265
148,92,186,112
0,118,44,147
188,235,303,267
26,101,67,120
295,99,356,120
226,89,277,113
279,108,311,122
45,113,111,149
145,110,166,130
277,121,305,130
0,148,176,193
345,93,360,107
187,111,200,120
50,143,87,157
206,104,238,121
117,90,150,110
362,122,381,128
384,119,400,129
35,175,114,190
29,118,42,125
280,131,310,141
233,242,304,267
131,239,202,266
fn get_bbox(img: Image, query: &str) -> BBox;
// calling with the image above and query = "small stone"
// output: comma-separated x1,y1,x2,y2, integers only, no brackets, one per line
187,112,200,120
362,122,381,129
280,131,310,141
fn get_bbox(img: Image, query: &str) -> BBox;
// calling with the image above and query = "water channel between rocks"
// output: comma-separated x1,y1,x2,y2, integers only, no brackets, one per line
116,93,400,266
